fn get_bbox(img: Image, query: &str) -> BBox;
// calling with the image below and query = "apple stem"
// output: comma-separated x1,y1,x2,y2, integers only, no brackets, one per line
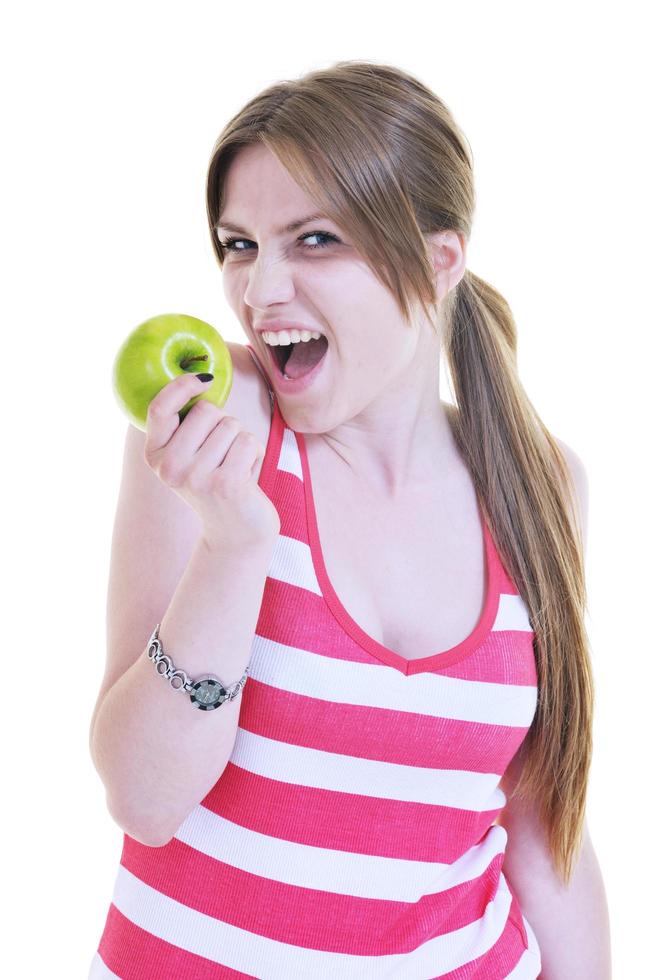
180,354,208,370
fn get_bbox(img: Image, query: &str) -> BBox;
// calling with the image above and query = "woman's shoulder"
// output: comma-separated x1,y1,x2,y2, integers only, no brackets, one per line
552,435,589,559
223,341,274,452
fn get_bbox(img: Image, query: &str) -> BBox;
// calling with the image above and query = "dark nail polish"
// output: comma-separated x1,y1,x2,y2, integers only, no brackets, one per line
196,373,214,382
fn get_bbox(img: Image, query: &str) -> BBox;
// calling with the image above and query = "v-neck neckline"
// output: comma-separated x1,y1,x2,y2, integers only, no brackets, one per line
295,426,502,676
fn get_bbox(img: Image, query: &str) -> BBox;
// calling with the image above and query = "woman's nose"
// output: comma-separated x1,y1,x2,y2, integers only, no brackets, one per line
243,253,296,309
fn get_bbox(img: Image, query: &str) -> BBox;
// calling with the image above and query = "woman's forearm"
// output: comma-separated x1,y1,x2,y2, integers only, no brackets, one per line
90,533,275,847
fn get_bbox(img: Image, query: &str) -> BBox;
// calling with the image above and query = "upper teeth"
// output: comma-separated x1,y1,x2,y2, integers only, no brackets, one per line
262,329,323,346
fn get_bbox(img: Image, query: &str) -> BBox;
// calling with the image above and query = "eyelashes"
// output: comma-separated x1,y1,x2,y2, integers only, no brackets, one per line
218,230,339,253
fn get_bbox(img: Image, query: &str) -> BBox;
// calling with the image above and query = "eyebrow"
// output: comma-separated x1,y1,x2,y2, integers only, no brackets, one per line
216,212,330,237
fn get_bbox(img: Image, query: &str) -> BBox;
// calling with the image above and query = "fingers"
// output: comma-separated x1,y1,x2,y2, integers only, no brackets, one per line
144,373,217,457
164,398,228,458
195,426,260,487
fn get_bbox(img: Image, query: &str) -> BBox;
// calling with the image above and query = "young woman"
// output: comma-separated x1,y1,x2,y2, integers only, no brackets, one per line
88,61,610,978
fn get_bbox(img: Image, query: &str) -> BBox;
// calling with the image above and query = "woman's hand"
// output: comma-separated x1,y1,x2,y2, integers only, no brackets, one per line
143,373,280,552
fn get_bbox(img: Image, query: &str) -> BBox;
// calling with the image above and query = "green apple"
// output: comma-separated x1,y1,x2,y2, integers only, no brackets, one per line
112,313,233,431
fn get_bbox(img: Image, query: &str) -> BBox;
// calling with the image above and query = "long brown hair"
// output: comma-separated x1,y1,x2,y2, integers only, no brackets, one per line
205,59,594,887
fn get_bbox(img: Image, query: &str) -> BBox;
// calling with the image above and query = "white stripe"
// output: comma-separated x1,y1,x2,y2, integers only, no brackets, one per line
248,633,538,726
277,427,303,480
109,865,517,979
87,952,122,979
268,533,321,595
173,806,508,902
230,725,508,811
493,592,533,632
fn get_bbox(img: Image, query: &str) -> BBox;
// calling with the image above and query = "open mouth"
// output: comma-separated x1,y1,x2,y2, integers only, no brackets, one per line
270,336,329,380
272,343,293,373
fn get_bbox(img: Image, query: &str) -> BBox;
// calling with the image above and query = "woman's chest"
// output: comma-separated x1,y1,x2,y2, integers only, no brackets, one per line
311,469,487,662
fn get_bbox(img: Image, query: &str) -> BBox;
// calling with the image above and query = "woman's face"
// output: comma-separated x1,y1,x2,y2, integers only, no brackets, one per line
217,143,445,434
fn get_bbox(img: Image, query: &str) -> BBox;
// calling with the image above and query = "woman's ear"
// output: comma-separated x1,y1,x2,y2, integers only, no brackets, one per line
426,230,467,302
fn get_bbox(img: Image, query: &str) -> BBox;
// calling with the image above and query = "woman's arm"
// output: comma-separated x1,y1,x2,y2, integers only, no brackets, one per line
498,439,611,977
499,806,611,979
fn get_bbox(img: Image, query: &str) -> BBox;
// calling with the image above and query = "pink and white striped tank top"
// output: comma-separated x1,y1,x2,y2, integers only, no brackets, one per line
89,347,542,979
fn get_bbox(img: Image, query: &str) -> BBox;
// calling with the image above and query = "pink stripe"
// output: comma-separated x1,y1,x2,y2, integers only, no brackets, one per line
257,576,391,665
274,467,310,537
202,765,503,864
120,838,507,956
497,562,520,595
98,904,255,979
439,632,538,685
239,676,532,775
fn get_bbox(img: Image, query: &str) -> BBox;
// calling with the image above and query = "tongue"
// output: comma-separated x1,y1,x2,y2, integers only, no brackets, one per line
283,336,328,379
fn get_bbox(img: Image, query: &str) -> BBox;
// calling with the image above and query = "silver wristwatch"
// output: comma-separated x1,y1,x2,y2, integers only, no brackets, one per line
147,623,249,710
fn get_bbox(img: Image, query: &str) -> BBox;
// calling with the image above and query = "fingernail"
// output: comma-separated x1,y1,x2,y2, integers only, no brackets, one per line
195,373,214,382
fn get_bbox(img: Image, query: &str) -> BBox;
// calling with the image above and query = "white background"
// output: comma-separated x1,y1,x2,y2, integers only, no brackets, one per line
2,1,650,976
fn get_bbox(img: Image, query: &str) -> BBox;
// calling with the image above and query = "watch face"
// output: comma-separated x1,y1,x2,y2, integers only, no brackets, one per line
189,677,228,710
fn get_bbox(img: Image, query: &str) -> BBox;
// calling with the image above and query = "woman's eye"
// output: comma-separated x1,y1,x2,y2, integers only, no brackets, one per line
302,231,338,249
219,230,339,253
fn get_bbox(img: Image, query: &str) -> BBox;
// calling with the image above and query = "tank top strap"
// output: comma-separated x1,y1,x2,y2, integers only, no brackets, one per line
245,343,275,415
